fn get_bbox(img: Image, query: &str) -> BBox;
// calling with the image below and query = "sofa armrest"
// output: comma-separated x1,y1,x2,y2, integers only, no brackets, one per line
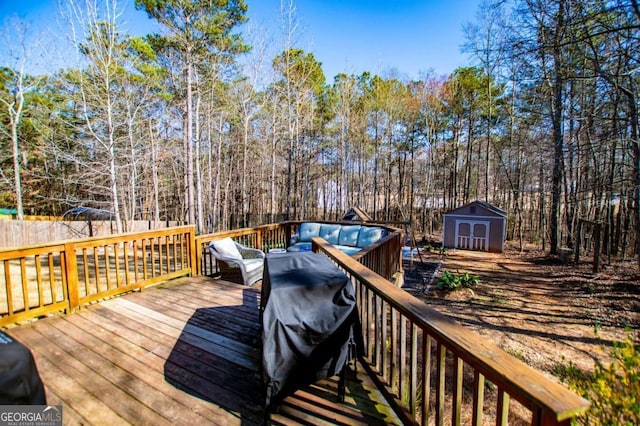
213,254,244,269
238,247,265,259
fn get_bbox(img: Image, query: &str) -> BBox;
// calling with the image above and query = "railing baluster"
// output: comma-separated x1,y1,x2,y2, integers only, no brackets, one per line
133,239,140,283
172,234,178,272
123,241,130,286
81,249,89,297
35,254,43,308
114,243,121,287
60,251,69,313
64,243,79,311
496,389,510,426
141,238,148,280
165,235,170,274
391,307,398,392
472,370,485,426
5,259,14,315
422,333,432,425
373,291,380,367
150,238,156,278
453,355,463,426
381,298,388,381
104,245,111,289
157,236,161,275
48,254,56,304
400,315,407,404
20,258,28,311
93,246,100,292
436,342,446,426
410,322,418,419
364,288,375,363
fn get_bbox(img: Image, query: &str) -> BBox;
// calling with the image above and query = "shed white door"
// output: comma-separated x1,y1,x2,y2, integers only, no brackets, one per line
455,220,489,251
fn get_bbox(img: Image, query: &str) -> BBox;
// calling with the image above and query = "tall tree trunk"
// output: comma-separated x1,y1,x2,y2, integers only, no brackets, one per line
213,114,224,231
270,111,277,221
195,94,204,234
185,56,196,227
149,119,160,227
548,0,566,255
625,90,640,266
9,88,24,219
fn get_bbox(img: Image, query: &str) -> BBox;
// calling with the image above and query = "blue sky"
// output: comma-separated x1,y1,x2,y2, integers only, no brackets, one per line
248,0,477,80
0,0,477,80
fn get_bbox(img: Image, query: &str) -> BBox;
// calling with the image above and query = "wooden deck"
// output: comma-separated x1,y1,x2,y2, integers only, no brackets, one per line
6,276,400,426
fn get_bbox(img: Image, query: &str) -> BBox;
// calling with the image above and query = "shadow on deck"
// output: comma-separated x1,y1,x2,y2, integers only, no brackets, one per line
7,276,399,425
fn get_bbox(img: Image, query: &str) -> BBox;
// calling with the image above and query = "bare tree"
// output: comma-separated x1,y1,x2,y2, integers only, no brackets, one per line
0,17,46,219
61,0,131,232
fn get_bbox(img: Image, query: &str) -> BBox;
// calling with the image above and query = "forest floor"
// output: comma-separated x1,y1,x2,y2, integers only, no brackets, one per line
402,242,640,381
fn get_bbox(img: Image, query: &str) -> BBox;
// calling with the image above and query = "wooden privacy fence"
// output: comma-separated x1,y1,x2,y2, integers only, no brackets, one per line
0,219,184,249
0,226,195,326
312,238,590,426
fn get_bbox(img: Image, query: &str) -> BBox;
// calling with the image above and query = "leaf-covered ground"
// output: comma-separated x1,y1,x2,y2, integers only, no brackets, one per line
404,244,640,377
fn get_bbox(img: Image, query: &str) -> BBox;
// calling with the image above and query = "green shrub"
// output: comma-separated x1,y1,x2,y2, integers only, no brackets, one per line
435,270,479,291
556,334,640,425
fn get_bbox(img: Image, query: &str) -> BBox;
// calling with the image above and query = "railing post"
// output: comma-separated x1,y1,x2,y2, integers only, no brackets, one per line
64,242,79,313
195,233,202,276
285,223,292,249
188,226,197,276
532,407,571,426
257,228,263,251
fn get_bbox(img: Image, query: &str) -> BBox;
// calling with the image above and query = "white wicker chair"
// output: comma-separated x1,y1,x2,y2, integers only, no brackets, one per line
209,238,265,286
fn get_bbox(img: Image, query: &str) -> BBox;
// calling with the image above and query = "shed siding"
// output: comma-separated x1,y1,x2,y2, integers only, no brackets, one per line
443,201,506,253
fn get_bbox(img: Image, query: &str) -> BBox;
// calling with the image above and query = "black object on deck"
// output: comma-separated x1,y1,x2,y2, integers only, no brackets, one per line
0,331,46,404
261,252,362,409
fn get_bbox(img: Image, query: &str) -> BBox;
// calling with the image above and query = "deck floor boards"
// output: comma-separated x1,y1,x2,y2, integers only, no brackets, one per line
6,276,401,425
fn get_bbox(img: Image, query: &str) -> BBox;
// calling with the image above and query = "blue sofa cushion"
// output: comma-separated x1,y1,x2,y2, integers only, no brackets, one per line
334,245,362,256
319,224,341,245
287,222,386,255
357,227,386,248
339,225,361,246
298,222,321,242
287,242,312,252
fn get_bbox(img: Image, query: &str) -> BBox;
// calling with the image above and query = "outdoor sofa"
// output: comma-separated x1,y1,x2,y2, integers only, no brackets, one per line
287,222,387,255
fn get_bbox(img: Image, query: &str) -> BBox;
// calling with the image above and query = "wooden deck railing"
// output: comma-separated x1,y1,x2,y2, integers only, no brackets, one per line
311,238,590,426
0,222,590,425
0,226,195,326
195,223,290,276
195,220,403,281
0,221,401,326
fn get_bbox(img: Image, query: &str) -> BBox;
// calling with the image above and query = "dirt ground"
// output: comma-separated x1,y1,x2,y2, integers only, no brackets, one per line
402,242,640,381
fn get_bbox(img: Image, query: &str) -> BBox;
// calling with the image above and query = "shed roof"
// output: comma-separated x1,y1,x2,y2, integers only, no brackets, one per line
445,200,507,217
342,207,373,222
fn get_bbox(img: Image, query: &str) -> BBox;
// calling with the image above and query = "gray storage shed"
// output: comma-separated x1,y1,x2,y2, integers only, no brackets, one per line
442,200,507,252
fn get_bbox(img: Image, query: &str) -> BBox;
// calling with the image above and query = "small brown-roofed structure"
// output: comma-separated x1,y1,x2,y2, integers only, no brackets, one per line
442,200,507,252
342,207,372,222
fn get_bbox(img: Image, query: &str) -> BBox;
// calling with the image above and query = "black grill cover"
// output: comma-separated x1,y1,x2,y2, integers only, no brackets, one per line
0,332,46,404
261,252,362,407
